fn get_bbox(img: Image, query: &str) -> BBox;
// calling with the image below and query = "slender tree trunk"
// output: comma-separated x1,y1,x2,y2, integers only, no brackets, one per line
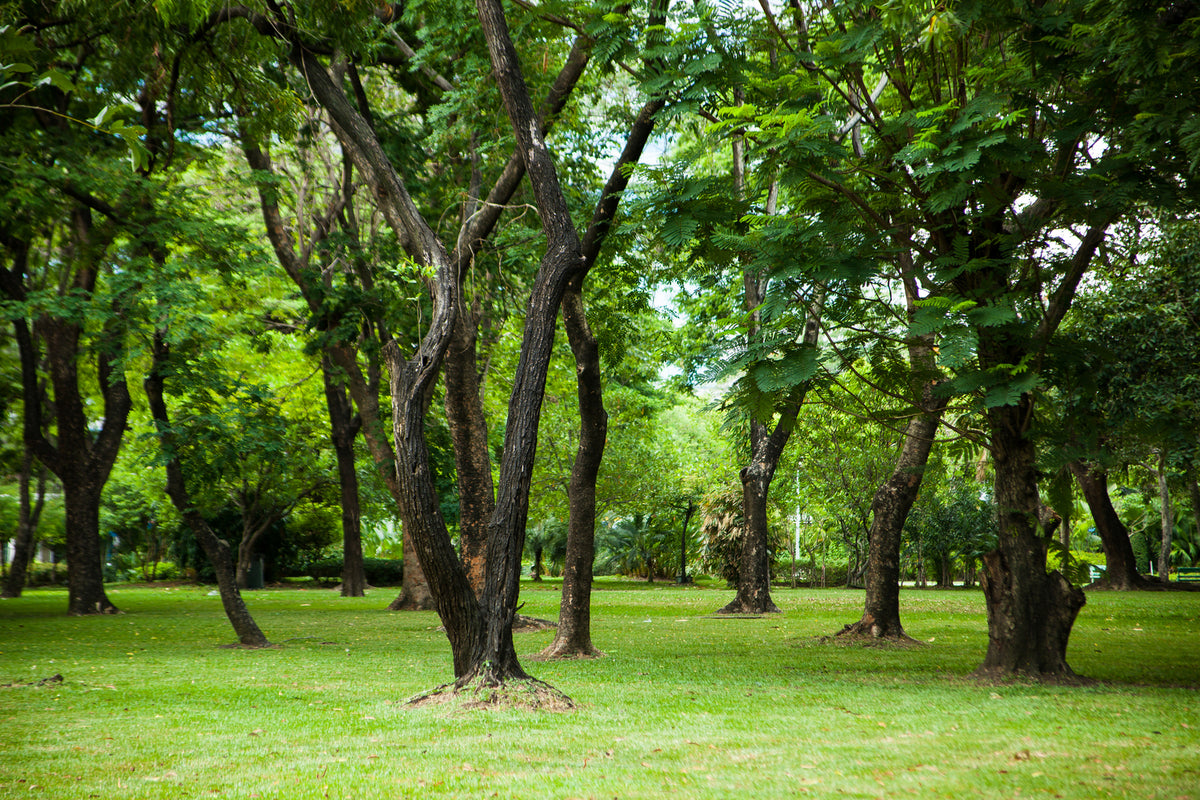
1158,450,1174,579
678,500,694,584
541,283,606,658
1,452,47,599
839,410,941,639
1069,461,1150,589
443,305,494,596
322,356,366,597
145,333,269,646
975,400,1085,679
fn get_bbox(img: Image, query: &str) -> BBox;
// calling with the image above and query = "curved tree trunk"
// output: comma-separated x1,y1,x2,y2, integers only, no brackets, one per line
840,252,943,640
543,90,665,658
839,410,941,640
975,400,1085,679
1069,461,1152,589
145,331,270,647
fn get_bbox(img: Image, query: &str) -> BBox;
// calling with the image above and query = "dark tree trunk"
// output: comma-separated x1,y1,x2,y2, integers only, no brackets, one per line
678,501,694,584
1,451,47,599
443,306,494,597
41,315,128,615
2,222,129,615
322,356,367,597
975,400,1085,679
145,330,269,646
721,447,784,614
1069,461,1151,590
543,92,664,659
839,410,941,640
720,298,821,615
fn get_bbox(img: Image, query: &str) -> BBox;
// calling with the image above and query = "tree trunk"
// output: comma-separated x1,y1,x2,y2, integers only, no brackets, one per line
443,305,494,597
1069,460,1150,589
543,87,664,657
541,281,606,658
145,333,270,646
322,356,367,597
975,400,1085,679
839,410,941,640
1,451,47,599
720,455,783,614
61,481,116,615
678,500,695,584
239,124,432,610
1158,450,1173,579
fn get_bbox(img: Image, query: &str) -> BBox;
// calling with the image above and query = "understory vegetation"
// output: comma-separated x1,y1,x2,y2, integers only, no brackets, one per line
1,584,1197,799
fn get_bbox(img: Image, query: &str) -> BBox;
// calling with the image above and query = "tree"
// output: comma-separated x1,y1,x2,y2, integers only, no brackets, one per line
719,0,1200,678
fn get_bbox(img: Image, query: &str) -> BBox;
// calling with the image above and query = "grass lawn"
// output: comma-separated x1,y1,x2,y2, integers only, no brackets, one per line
1,579,1197,799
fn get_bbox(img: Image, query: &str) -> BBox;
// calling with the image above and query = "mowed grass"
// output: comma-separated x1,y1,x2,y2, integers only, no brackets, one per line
1,580,1197,799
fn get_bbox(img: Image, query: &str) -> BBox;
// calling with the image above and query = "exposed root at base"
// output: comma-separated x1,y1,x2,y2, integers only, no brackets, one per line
970,666,1097,687
530,643,605,661
406,677,575,712
825,630,924,649
216,641,278,650
513,615,558,633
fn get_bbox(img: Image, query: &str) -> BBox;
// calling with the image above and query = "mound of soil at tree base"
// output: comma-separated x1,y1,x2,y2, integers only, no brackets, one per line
407,678,574,712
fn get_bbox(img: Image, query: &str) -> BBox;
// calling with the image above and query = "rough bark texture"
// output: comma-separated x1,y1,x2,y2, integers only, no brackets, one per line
975,400,1085,679
323,357,367,597
1069,461,1151,590
838,410,941,640
443,35,591,599
840,253,943,640
145,333,269,646
3,227,129,615
1,450,47,599
543,89,665,658
541,279,606,659
443,306,494,597
469,0,587,686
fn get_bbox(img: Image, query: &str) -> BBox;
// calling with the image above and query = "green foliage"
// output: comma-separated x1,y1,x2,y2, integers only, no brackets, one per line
306,555,404,586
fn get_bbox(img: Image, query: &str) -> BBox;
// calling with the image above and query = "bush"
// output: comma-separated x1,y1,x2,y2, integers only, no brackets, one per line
307,556,403,586
23,561,63,587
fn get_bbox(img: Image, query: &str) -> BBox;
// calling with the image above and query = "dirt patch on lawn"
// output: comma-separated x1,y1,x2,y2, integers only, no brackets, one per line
407,678,575,713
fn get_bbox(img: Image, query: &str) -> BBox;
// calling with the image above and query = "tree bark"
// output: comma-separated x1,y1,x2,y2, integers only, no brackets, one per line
323,355,367,597
541,280,606,658
839,410,941,639
145,332,270,646
1069,461,1151,589
239,128,427,607
1157,450,1174,579
543,87,665,657
975,400,1085,679
840,247,943,639
1,447,47,599
443,304,494,596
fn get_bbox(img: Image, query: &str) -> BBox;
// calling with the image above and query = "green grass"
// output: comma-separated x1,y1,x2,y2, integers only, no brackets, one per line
1,579,1198,799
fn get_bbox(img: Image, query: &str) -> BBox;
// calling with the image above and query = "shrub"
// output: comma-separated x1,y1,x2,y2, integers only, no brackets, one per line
307,556,403,586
